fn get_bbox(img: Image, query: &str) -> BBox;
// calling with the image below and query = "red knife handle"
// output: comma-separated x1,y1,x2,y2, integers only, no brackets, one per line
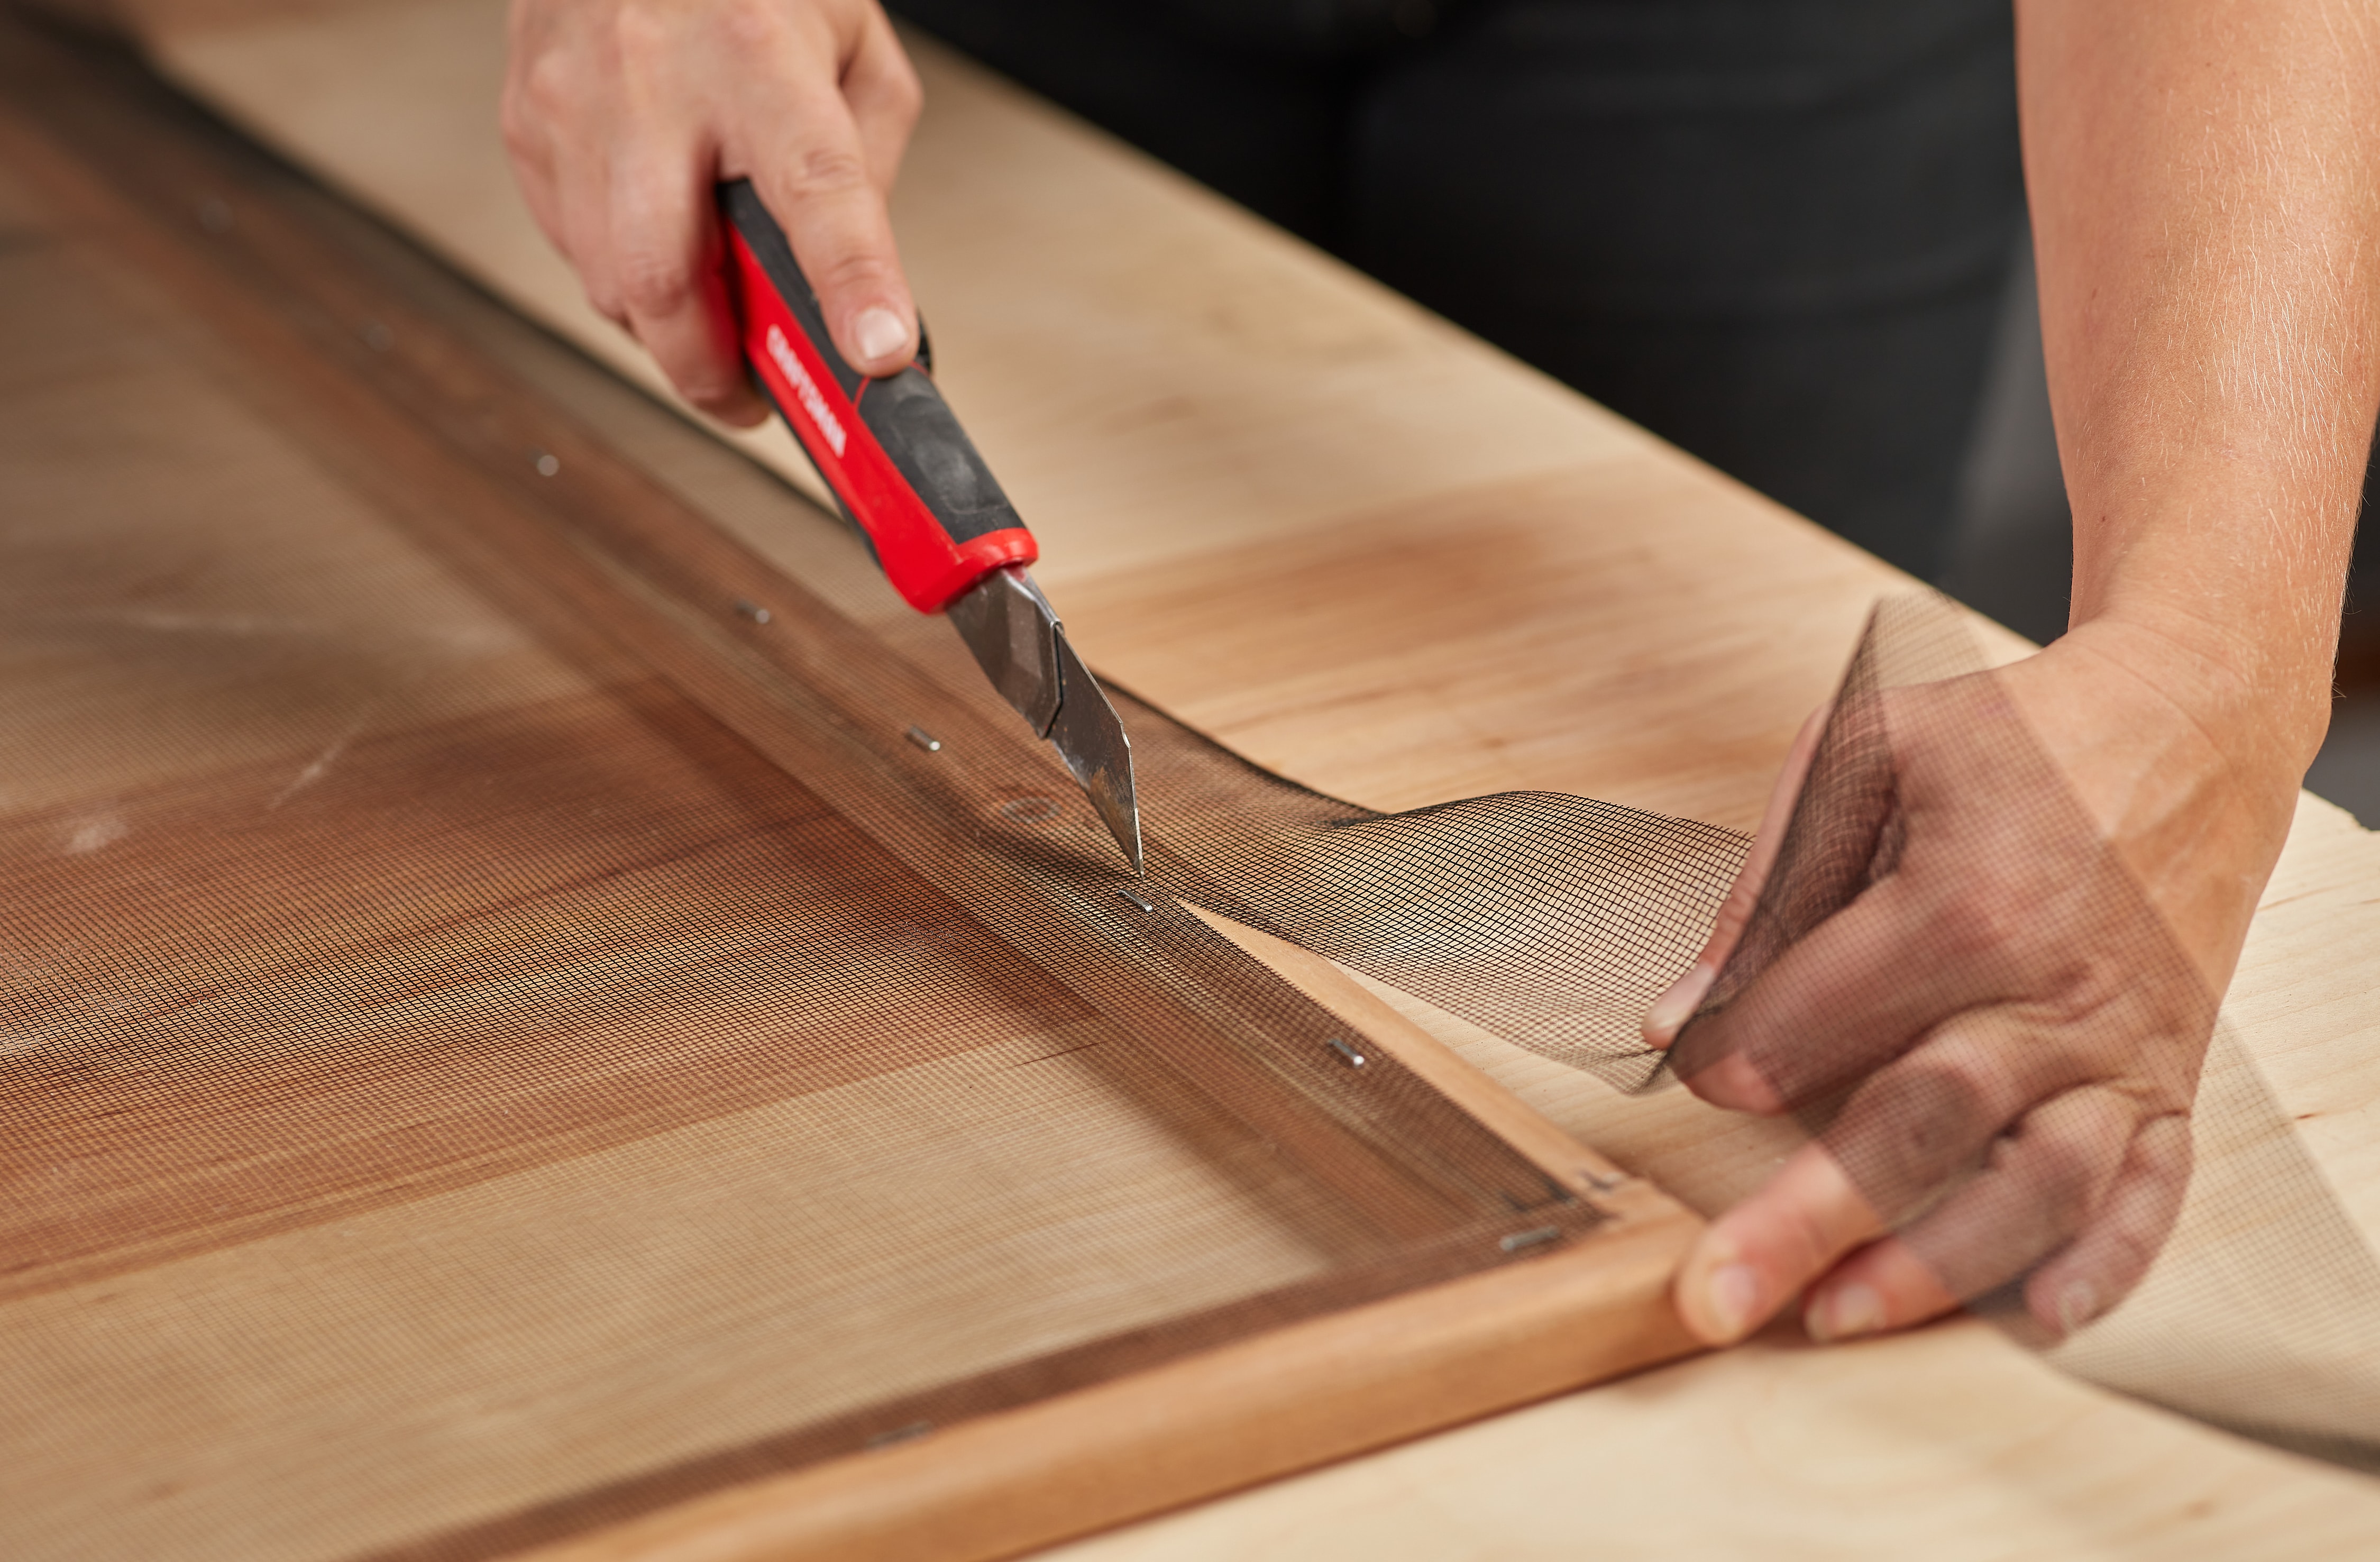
719,178,1036,614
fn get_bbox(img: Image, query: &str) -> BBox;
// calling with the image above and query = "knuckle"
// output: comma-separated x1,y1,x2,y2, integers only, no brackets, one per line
610,0,684,56
2022,1128,2100,1215
880,63,924,125
680,374,745,412
614,248,701,316
516,50,582,118
582,276,626,324
2008,1089,2141,1225
1773,1196,1850,1278
1927,888,2022,964
1888,1059,1995,1146
2029,966,2116,1031
811,245,898,296
800,226,900,298
1837,1060,1995,1205
786,144,873,197
715,0,795,53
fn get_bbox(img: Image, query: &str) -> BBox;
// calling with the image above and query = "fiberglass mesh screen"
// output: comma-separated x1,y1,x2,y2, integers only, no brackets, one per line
0,28,1610,1559
4,20,2378,1562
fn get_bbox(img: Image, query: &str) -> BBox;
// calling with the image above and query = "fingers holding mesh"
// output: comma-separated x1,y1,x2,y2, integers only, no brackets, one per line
1148,592,2376,1465
1644,704,1830,1047
1861,1083,2146,1303
1813,1013,2099,1224
1674,957,2181,1349
1673,1139,1890,1345
1667,874,2016,1116
2016,1110,2192,1339
1801,1081,2183,1344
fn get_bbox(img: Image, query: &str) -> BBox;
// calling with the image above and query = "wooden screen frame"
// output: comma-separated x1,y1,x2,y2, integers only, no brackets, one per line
0,22,1706,1560
520,922,1701,1562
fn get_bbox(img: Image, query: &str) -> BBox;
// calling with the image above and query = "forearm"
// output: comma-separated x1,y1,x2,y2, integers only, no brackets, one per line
2016,0,2380,978
1668,2,2380,1349
2021,0,2380,751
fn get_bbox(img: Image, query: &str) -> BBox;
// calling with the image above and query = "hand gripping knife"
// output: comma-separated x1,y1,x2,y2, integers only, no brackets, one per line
719,179,1142,876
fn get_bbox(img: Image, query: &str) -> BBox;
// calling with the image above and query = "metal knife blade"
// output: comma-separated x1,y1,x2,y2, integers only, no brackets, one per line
719,178,1143,875
946,565,1142,875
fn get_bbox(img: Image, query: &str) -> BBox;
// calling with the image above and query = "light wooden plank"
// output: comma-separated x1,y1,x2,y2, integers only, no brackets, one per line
513,1212,1699,1562
121,2,2380,1554
0,34,1706,1561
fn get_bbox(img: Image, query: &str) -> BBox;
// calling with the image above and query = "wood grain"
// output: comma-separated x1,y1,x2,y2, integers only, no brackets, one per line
0,26,1711,1562
98,0,2380,1555
510,1211,1699,1562
1188,906,1667,1216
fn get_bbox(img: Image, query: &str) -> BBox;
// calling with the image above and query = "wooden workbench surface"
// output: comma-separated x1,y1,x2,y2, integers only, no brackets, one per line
121,0,2380,1552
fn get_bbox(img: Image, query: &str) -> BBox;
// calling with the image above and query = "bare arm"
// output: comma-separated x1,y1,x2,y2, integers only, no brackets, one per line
2025,0,2379,963
1657,0,2380,1346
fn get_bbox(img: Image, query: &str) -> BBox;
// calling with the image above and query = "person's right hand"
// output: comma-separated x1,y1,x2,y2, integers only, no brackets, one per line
502,0,924,425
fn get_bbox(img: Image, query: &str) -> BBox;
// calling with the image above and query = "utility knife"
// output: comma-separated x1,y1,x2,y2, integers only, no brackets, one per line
719,179,1142,876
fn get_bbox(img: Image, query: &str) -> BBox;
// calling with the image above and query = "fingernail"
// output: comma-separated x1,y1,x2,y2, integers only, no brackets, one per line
1806,1282,1884,1343
1703,1263,1761,1342
852,306,910,367
2055,1279,2097,1337
1645,963,1715,1043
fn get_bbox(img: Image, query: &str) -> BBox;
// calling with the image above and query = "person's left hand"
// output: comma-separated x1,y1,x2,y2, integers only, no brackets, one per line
1642,616,2311,1346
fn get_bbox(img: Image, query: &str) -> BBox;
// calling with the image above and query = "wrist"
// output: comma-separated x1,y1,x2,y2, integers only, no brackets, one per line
2056,602,2336,780
2009,613,2319,992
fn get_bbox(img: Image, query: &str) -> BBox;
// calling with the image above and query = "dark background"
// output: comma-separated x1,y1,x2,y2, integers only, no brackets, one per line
890,0,2380,825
